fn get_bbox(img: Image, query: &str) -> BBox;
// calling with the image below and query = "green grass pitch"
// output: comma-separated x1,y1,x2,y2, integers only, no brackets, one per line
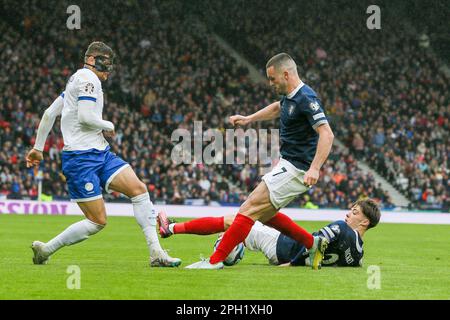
0,214,449,299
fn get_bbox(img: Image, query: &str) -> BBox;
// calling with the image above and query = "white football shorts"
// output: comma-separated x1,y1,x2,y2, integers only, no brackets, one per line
261,158,310,210
244,221,280,265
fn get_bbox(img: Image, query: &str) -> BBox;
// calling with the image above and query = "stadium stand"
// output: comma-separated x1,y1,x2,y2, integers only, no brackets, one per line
0,0,448,212
192,0,450,212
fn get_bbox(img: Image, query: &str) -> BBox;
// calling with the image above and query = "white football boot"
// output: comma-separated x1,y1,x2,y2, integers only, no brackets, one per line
185,258,224,269
150,250,182,267
31,241,50,265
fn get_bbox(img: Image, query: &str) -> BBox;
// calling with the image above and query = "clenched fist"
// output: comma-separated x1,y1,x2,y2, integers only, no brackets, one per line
229,115,251,126
26,149,43,168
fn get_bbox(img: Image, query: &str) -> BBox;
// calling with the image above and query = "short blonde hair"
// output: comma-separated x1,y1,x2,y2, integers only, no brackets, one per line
266,53,297,72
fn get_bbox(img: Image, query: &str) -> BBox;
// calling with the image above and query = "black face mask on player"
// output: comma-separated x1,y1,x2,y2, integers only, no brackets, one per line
85,54,114,73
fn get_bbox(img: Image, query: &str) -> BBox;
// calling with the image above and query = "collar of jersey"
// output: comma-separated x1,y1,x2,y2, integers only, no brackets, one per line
83,66,101,81
353,229,364,253
286,81,305,99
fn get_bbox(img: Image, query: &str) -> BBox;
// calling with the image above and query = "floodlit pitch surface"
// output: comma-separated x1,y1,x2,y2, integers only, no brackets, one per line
0,215,449,299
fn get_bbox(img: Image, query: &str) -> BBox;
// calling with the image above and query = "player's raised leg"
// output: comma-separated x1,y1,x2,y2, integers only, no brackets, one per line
157,211,227,238
265,211,328,269
160,208,313,247
186,180,327,270
209,182,277,263
185,181,276,269
107,166,181,267
31,198,106,265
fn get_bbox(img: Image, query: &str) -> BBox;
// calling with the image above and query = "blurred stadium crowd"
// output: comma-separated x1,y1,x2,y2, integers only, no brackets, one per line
0,0,448,212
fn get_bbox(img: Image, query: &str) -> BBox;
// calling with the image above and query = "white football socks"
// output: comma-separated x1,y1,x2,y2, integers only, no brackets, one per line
43,193,162,258
45,219,105,255
131,193,163,255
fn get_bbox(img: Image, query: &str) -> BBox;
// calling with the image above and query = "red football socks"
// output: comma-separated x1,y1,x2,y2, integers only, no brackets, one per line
265,212,314,249
209,213,254,264
173,216,225,235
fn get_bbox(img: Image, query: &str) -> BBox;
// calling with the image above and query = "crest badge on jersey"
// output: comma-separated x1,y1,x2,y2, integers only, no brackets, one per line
288,104,295,115
84,83,95,94
309,101,320,112
331,224,340,234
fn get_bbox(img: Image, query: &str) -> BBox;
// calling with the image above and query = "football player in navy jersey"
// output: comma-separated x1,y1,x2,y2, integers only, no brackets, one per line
279,199,380,267
159,199,380,268
186,53,335,270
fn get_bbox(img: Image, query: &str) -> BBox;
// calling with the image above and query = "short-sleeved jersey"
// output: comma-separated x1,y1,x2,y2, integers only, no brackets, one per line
276,220,364,267
279,82,328,171
61,68,108,151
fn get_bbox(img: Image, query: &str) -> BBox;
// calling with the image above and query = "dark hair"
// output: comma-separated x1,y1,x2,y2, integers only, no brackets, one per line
84,41,114,60
266,52,296,70
353,199,381,229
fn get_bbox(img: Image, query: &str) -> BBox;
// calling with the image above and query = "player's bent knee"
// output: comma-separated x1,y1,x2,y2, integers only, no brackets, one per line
239,201,276,222
236,208,258,222
239,199,262,217
136,180,147,192
131,191,150,204
239,198,254,213
88,216,107,226
129,181,148,198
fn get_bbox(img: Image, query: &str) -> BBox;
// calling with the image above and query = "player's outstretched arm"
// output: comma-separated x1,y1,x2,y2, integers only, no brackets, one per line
229,101,280,126
26,95,64,167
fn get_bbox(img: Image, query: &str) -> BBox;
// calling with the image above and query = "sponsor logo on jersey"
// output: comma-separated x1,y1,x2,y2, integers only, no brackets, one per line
288,104,295,115
331,224,340,234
